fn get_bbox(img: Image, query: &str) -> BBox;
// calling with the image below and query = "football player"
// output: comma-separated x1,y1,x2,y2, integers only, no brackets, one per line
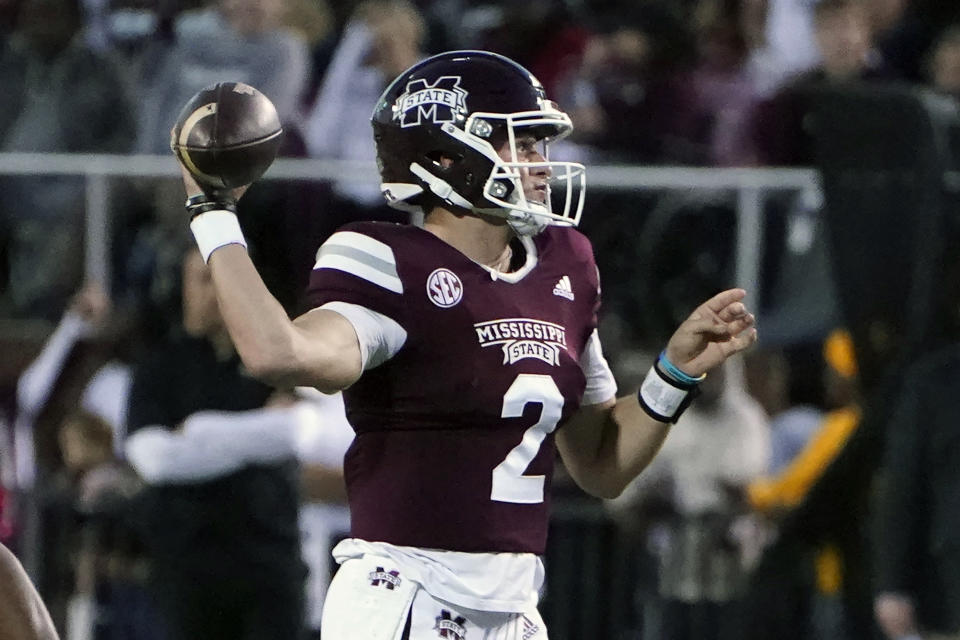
178,50,757,639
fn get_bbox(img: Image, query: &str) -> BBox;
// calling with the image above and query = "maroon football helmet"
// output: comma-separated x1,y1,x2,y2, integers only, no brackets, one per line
371,50,585,235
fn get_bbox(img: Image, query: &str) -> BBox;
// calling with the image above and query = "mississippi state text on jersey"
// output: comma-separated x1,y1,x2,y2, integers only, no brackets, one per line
306,222,603,555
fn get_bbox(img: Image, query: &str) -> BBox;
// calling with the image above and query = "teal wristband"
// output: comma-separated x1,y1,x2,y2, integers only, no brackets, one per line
658,351,706,385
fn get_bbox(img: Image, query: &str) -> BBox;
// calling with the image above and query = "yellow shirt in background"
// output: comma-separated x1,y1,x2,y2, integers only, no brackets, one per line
747,406,861,594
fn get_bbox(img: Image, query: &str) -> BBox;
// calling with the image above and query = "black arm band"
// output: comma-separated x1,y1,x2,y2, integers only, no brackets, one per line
185,193,237,219
636,361,702,423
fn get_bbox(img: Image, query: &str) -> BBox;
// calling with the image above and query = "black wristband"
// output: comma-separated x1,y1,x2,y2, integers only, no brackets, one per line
185,193,237,219
637,361,702,423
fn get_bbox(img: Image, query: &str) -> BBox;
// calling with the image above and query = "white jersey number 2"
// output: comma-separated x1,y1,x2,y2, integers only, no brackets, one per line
490,374,564,504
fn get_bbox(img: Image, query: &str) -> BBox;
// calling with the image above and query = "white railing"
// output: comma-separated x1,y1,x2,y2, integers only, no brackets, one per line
0,153,822,310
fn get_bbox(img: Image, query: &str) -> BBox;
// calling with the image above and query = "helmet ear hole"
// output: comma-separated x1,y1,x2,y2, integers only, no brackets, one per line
426,150,462,171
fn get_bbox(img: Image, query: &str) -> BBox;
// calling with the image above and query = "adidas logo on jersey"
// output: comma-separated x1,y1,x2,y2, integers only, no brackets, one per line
552,275,574,301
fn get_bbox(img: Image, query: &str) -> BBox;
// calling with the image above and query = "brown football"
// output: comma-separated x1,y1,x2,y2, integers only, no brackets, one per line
171,82,283,189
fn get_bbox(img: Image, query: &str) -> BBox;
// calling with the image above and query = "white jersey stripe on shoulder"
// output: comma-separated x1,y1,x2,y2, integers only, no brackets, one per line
317,244,398,280
314,254,404,294
319,231,397,266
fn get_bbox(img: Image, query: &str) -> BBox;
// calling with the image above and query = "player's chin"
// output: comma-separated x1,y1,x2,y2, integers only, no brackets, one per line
527,186,548,204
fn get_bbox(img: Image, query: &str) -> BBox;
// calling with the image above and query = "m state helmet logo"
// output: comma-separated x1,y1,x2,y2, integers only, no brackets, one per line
427,268,463,308
394,76,468,128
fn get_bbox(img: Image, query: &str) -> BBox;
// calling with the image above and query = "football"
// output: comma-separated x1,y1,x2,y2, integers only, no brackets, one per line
171,82,283,190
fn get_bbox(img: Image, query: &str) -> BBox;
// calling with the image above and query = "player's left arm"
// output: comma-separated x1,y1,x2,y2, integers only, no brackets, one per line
556,288,757,499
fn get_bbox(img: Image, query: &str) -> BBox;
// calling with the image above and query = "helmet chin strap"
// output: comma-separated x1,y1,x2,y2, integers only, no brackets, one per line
412,157,558,237
505,208,548,236
410,162,475,210
413,160,551,235
473,201,550,236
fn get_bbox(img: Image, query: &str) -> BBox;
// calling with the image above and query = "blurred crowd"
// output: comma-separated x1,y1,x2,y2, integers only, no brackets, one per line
0,0,960,638
0,0,956,321
0,0,958,322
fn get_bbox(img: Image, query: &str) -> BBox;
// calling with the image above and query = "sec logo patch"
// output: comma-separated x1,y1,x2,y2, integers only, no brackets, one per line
427,268,463,308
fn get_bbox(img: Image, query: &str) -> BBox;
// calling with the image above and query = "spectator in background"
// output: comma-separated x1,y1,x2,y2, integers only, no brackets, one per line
925,25,960,103
0,0,18,37
302,0,425,214
12,282,142,633
749,329,860,509
688,0,764,166
873,338,960,638
607,360,770,640
291,388,353,640
279,0,335,109
757,343,831,474
750,0,890,166
46,410,152,640
137,0,311,154
80,0,180,102
0,428,16,546
746,330,862,640
14,283,134,500
448,0,590,99
744,0,821,97
0,0,135,320
556,2,704,163
123,247,307,640
47,411,117,625
869,0,935,83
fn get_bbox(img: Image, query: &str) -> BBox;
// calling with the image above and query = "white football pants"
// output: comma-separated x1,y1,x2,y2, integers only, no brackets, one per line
320,554,548,640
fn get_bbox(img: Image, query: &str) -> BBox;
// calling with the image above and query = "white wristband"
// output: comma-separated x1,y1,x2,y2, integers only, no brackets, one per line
638,365,694,422
189,210,247,263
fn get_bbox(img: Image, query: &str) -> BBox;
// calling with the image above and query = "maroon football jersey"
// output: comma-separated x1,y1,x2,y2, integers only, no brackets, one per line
306,222,603,555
